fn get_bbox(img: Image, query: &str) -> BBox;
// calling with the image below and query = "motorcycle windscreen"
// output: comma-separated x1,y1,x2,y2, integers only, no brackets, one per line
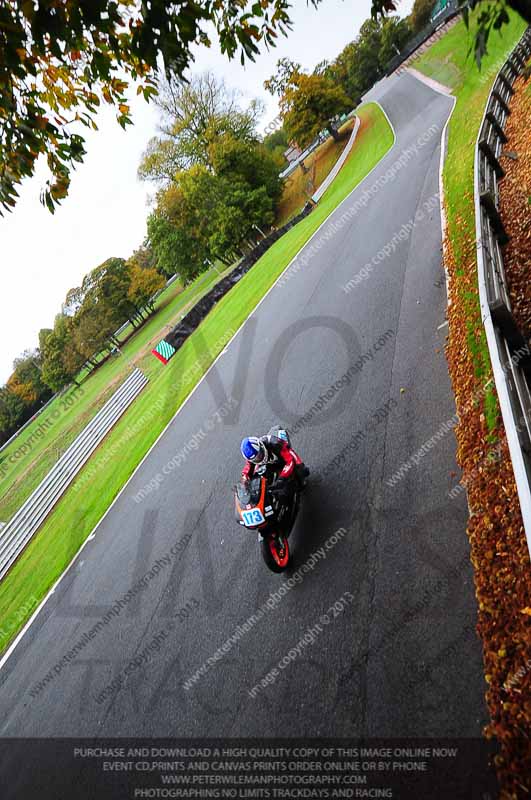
236,478,262,506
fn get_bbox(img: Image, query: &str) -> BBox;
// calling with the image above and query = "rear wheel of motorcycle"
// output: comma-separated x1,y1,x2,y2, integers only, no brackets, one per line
261,533,291,573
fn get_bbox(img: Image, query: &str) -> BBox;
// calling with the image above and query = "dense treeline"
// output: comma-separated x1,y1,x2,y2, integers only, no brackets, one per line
0,253,164,445
264,13,412,143
2,0,524,214
142,12,416,280
140,72,285,281
1,1,426,446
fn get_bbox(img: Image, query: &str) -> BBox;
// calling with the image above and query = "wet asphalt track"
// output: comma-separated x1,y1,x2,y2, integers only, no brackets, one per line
0,73,489,752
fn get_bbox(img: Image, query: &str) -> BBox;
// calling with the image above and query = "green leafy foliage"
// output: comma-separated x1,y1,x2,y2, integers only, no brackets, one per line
0,0,321,213
142,67,284,280
40,315,83,393
409,0,437,34
128,245,159,274
0,387,25,446
208,135,283,206
325,16,411,101
263,127,290,164
127,261,165,312
379,16,412,63
266,15,410,124
264,58,303,96
147,134,280,280
36,256,168,398
9,351,50,406
138,71,264,184
280,73,353,148
147,169,219,280
0,351,53,444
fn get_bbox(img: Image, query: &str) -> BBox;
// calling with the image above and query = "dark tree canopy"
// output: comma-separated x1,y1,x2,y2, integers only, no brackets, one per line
409,0,437,34
41,315,84,392
0,386,25,445
146,132,281,280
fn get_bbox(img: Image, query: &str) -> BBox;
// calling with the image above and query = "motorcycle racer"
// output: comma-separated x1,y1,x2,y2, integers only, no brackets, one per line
240,431,309,499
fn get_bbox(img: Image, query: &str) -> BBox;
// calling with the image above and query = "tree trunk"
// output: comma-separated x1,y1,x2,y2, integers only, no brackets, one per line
327,123,340,142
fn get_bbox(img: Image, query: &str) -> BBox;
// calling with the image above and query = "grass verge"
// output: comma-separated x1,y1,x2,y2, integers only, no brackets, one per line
274,117,356,227
0,102,394,657
414,12,531,798
0,117,358,521
0,262,238,522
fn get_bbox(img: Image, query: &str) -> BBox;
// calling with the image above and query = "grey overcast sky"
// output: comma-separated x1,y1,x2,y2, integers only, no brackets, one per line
0,0,413,384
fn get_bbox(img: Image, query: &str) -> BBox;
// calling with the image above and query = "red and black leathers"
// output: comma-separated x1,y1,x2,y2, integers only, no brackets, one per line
241,434,303,483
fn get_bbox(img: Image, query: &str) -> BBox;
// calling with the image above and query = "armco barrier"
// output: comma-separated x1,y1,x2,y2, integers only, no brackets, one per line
474,28,531,556
0,368,148,581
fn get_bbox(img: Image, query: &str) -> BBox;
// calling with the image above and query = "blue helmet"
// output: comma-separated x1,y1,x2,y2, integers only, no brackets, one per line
241,436,266,464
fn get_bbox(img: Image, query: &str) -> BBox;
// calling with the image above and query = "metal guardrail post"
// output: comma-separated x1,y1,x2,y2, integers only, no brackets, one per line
474,28,531,557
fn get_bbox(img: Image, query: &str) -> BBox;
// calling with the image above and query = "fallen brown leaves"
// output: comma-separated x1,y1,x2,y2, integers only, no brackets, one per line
444,71,531,799
499,73,531,338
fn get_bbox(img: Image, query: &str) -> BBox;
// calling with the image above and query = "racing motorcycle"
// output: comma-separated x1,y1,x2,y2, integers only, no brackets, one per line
234,428,307,573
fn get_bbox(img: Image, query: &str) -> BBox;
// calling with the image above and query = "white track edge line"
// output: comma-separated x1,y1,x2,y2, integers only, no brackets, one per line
438,93,457,306
406,66,453,97
0,101,397,675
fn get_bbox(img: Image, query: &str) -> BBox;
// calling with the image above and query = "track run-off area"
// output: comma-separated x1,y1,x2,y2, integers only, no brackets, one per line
0,71,488,768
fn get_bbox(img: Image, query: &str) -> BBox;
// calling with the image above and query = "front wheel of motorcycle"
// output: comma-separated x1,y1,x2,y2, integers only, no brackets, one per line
261,533,291,573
